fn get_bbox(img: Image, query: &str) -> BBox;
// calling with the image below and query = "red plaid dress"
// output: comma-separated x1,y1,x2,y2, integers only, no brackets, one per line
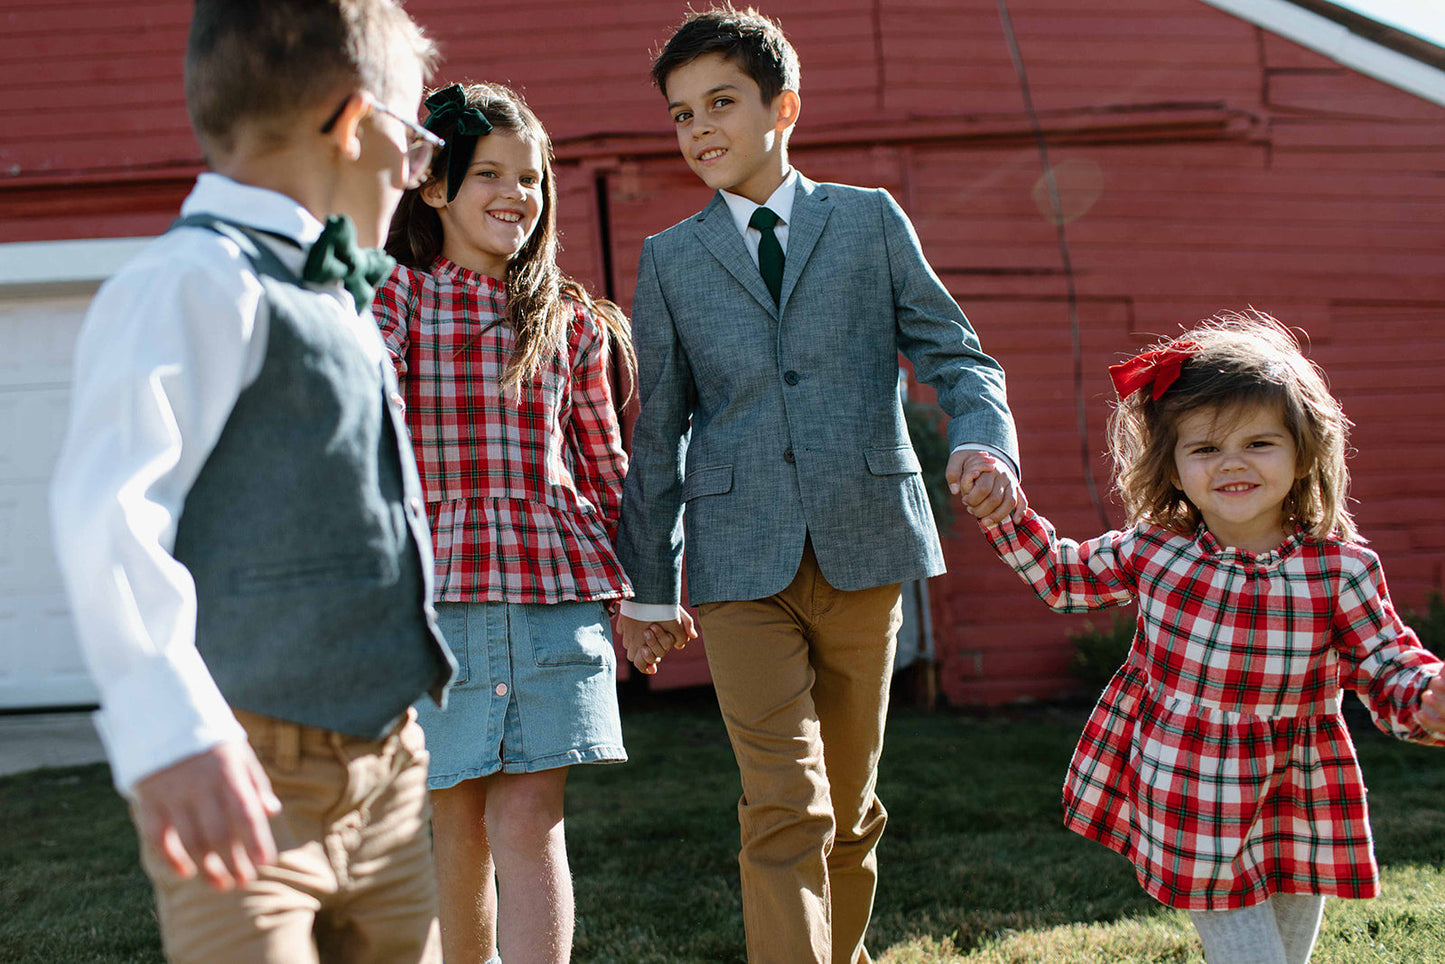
374,258,632,604
984,509,1444,910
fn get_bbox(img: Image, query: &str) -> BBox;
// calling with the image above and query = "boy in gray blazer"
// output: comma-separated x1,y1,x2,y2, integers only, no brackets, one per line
615,7,1021,963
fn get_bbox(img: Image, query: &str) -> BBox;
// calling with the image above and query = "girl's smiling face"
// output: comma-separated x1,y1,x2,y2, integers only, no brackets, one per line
1172,401,1303,553
422,130,544,279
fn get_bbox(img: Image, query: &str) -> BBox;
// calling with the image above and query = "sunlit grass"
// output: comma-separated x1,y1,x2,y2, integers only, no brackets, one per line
3,694,1444,962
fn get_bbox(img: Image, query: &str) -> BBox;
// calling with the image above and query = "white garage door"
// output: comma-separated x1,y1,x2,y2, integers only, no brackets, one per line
0,287,95,708
0,238,149,710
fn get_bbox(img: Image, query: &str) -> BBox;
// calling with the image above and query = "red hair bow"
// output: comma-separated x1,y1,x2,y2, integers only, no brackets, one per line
1108,341,1199,400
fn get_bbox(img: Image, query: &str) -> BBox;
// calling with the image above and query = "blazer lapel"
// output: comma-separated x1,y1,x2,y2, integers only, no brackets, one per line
778,175,831,315
693,193,778,317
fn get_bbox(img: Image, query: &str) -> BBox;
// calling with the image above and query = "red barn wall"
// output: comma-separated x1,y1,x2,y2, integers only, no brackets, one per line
4,0,1444,704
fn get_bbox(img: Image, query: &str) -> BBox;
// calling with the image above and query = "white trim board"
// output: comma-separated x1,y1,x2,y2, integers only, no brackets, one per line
0,238,153,287
1200,0,1445,108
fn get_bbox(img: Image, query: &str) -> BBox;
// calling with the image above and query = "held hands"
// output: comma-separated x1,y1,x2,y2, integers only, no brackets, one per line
1418,674,1445,738
619,610,698,675
132,740,282,892
948,449,1028,525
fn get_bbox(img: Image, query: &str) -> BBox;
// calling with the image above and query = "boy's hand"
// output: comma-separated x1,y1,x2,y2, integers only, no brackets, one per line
619,611,698,675
132,740,282,891
948,449,1028,525
1418,674,1445,738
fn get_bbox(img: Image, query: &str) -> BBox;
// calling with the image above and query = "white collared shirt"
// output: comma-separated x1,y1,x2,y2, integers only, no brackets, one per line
49,173,382,793
719,168,799,266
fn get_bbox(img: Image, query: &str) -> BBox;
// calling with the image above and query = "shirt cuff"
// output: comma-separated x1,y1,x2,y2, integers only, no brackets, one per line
618,600,682,622
94,646,247,795
951,443,1019,479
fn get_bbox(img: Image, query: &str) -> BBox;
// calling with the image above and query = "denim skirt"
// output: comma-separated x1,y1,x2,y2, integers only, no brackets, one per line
415,599,627,790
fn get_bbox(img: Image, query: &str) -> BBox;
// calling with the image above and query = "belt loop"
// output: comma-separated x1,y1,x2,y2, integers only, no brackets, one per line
274,720,302,772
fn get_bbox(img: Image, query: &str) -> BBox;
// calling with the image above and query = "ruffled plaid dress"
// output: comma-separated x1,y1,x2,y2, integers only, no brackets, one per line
984,510,1444,910
374,258,632,604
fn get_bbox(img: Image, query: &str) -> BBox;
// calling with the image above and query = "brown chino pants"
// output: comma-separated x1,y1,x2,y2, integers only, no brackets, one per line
698,539,902,964
137,709,442,964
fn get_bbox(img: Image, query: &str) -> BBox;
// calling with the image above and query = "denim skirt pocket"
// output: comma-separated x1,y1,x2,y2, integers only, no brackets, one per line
528,601,614,668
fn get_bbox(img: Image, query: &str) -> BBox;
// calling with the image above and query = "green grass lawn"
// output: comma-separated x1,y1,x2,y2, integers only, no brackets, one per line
4,693,1445,962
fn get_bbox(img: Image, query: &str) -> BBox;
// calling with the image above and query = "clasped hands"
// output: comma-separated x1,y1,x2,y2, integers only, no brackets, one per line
618,610,698,675
947,448,1028,524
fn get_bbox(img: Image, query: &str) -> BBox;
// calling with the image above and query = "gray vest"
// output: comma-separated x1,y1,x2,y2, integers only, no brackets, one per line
170,216,454,739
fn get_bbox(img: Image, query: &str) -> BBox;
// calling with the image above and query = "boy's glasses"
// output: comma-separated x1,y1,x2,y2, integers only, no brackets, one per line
320,95,446,190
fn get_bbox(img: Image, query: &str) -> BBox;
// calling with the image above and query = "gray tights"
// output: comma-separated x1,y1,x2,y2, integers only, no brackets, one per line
1188,894,1326,964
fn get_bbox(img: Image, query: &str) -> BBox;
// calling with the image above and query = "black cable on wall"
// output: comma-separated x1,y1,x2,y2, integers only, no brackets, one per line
994,0,1112,531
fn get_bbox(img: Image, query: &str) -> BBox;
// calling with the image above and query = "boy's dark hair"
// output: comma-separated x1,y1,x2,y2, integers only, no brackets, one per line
652,5,800,102
186,0,436,161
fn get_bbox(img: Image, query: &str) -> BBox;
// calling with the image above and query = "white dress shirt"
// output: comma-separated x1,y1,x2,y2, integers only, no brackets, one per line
719,168,799,266
49,173,380,792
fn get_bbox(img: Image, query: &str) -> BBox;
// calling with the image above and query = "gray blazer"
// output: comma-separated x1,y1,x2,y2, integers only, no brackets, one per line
616,175,1018,607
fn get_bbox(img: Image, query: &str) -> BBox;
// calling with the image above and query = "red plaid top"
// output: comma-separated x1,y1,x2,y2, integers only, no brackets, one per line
984,509,1444,910
374,258,632,604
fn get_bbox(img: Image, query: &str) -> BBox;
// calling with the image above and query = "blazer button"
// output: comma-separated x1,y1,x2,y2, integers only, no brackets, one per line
783,370,800,385
409,496,424,515
783,447,795,463
389,390,405,409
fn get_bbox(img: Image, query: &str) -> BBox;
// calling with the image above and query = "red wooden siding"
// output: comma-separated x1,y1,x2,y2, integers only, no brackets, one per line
4,0,1444,704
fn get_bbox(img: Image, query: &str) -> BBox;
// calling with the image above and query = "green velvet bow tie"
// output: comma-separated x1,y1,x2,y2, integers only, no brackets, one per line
302,215,395,313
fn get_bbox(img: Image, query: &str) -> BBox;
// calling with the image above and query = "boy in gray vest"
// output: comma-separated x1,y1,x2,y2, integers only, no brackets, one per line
48,2,455,961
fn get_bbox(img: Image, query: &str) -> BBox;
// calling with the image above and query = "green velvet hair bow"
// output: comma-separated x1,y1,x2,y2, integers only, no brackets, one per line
422,84,494,203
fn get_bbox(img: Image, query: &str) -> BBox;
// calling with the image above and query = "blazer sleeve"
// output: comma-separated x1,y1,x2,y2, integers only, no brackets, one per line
615,238,697,607
879,189,1019,474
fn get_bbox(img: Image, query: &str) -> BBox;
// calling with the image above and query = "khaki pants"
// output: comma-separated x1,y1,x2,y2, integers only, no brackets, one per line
698,540,902,964
137,709,442,964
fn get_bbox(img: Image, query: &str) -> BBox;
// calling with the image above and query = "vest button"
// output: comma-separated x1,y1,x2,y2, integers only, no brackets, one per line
783,447,795,463
495,683,508,697
783,370,800,385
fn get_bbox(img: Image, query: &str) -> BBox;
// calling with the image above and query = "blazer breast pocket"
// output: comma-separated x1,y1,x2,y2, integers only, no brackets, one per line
863,445,922,476
682,464,734,501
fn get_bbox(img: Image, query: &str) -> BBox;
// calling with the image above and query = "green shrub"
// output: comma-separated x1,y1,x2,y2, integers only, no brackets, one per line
1404,591,1445,659
902,400,955,534
1068,610,1137,688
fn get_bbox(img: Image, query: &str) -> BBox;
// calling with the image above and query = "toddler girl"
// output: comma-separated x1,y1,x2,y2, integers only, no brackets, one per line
961,312,1445,964
376,82,635,964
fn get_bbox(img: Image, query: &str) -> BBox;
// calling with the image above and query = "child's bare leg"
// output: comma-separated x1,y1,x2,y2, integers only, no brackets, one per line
488,768,572,964
430,779,499,964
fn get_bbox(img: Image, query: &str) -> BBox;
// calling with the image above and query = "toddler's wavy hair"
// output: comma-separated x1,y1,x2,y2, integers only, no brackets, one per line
385,82,634,397
1109,310,1357,542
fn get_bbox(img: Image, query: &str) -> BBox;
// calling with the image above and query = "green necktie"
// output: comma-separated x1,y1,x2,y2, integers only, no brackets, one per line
748,206,785,306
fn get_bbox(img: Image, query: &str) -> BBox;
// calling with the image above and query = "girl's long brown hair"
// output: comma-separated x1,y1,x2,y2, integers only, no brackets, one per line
1108,310,1358,542
385,82,635,397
